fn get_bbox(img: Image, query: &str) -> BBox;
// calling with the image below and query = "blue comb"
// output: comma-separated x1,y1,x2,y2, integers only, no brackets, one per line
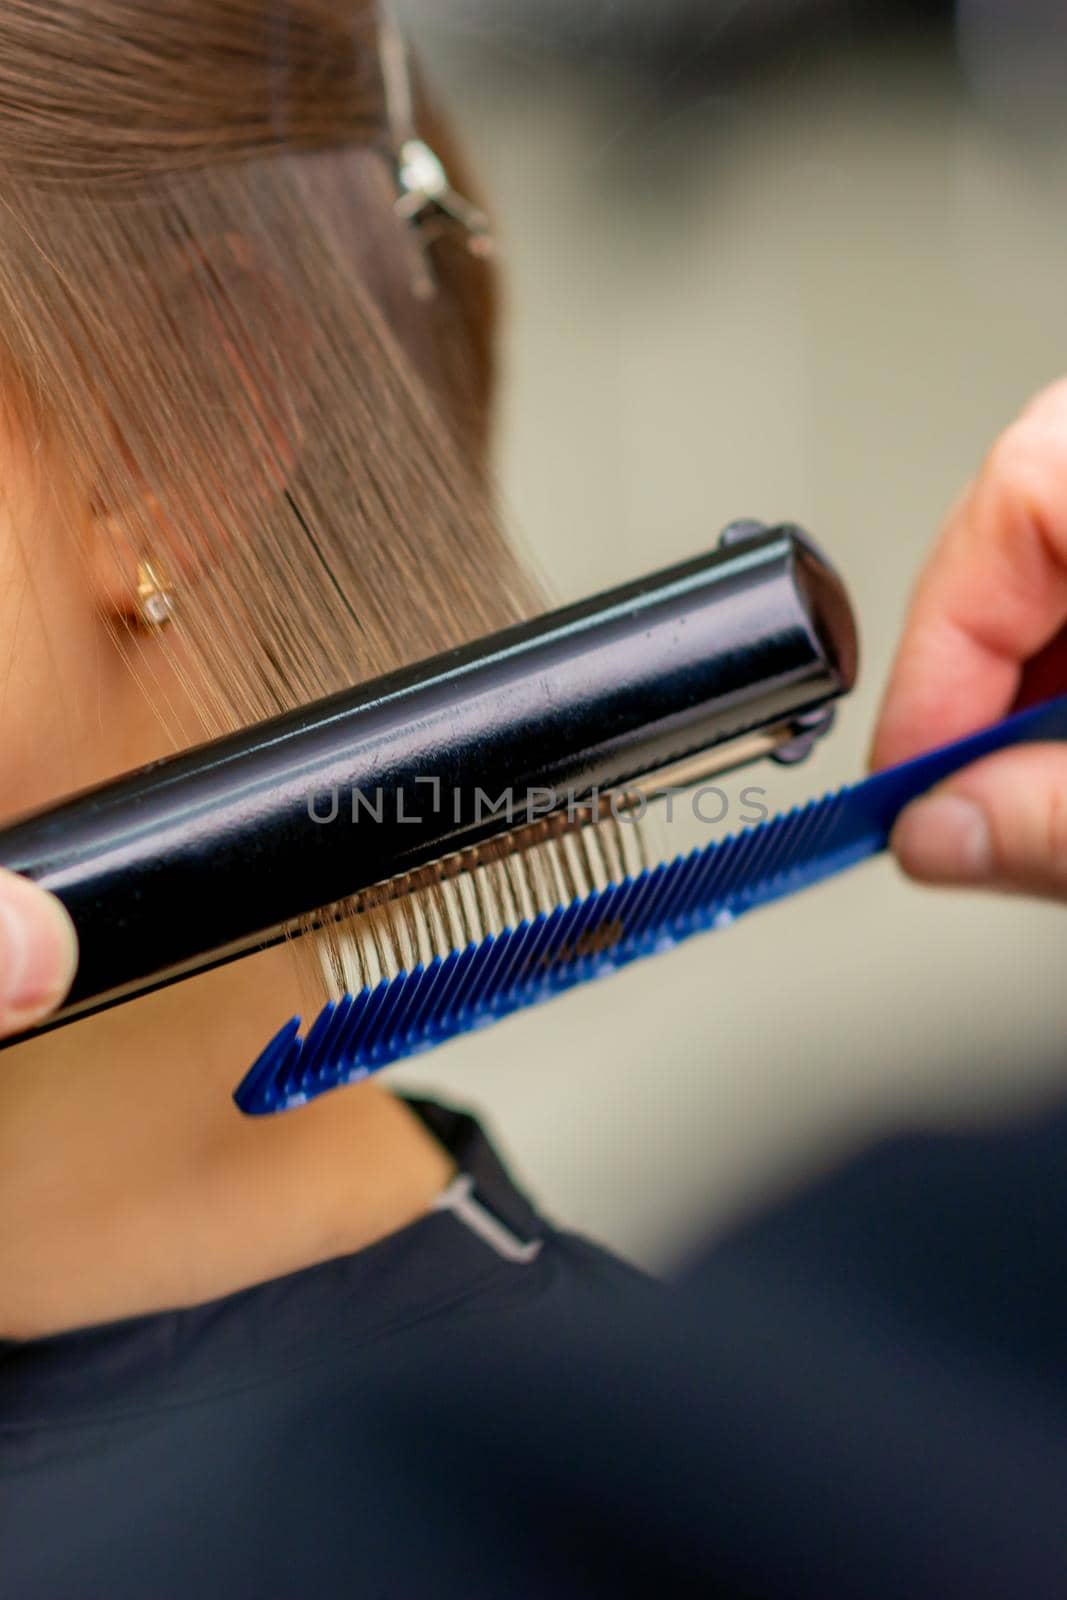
235,693,1067,1115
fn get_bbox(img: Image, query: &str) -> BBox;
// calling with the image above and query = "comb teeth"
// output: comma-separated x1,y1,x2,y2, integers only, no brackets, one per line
236,782,869,1115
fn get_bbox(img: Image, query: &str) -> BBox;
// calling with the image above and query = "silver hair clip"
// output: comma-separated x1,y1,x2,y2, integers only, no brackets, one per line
378,7,495,300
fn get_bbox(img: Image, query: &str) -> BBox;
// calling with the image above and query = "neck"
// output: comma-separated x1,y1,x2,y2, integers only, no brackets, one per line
0,945,455,1340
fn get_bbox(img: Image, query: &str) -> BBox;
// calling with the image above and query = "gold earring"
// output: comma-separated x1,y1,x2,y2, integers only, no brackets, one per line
136,559,176,629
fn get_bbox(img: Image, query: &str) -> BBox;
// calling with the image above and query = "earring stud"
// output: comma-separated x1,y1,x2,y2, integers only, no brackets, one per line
136,559,176,629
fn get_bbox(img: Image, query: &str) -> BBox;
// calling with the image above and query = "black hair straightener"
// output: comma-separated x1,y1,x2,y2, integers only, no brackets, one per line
0,520,853,1027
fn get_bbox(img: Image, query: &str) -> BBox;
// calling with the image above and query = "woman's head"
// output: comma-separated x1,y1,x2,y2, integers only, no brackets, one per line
0,0,535,822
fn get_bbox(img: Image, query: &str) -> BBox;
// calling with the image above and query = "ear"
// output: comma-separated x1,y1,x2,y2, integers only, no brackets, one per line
87,231,309,627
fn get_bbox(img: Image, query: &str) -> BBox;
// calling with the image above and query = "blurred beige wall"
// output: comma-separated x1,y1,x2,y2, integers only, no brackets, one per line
391,33,1067,1268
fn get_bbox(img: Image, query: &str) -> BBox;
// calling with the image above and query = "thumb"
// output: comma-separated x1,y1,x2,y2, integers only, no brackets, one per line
891,744,1067,901
0,868,79,1035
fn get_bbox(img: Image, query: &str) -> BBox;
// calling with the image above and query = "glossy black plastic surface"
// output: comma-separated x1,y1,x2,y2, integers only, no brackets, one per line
0,522,857,1017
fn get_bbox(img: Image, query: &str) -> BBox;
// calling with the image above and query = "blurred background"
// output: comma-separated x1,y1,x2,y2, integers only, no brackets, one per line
391,0,1067,1269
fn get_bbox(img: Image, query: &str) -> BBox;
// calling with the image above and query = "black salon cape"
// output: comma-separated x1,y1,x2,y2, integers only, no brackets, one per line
4,1095,1067,1598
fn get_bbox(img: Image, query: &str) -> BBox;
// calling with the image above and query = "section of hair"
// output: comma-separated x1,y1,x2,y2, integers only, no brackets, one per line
0,1,383,185
0,0,542,1004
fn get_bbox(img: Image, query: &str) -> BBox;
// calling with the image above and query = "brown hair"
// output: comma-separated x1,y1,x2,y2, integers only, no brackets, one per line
0,2,541,992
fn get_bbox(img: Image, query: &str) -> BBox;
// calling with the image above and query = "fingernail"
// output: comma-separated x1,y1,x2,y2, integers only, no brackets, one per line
892,794,994,884
0,874,79,1027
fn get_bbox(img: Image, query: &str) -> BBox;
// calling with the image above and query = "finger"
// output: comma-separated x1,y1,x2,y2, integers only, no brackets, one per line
0,868,79,1035
872,381,1067,771
1017,622,1067,709
891,743,1067,901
